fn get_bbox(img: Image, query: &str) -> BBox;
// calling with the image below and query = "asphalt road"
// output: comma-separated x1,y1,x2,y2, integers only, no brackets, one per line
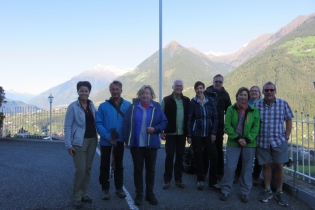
0,139,311,210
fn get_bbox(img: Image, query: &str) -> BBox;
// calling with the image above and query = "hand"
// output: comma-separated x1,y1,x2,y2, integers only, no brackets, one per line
124,143,128,148
160,132,166,140
109,138,116,145
238,138,247,147
147,127,155,134
187,138,192,144
68,147,76,155
211,134,216,143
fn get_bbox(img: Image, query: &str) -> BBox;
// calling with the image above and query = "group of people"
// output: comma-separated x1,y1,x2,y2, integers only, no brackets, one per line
64,74,294,209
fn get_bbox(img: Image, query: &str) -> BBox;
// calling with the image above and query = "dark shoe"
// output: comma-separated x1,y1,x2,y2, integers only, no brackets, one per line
134,194,143,206
209,183,221,191
73,200,83,209
275,191,289,207
241,194,249,203
175,181,185,188
116,189,126,198
163,182,170,189
145,193,158,205
101,189,110,200
197,181,204,190
81,195,92,203
253,177,260,186
220,193,229,201
259,189,273,203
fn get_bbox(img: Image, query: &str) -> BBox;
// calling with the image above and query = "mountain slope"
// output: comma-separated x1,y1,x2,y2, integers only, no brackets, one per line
91,41,227,102
5,90,36,103
28,65,132,109
210,13,315,70
224,16,315,116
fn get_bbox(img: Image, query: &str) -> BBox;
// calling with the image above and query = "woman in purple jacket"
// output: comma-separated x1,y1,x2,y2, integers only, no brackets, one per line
123,85,167,207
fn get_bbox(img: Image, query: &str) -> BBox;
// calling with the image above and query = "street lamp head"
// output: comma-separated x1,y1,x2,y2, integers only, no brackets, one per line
48,94,54,103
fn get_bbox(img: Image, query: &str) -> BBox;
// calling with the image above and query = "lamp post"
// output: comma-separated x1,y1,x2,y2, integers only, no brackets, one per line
48,94,54,140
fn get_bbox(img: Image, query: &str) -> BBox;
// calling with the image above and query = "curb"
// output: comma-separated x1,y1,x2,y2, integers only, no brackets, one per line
283,180,315,210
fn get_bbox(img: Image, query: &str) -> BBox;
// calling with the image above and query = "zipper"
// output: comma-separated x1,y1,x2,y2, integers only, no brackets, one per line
147,107,155,146
127,105,135,145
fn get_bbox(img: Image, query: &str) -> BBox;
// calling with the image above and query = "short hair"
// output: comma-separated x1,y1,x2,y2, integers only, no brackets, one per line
235,87,250,101
194,81,205,89
213,74,224,82
77,81,92,91
137,85,156,99
109,80,122,90
262,81,276,91
172,79,183,87
250,85,262,98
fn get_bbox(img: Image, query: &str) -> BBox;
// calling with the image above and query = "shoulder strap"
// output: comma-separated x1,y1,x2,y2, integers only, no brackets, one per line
107,100,125,118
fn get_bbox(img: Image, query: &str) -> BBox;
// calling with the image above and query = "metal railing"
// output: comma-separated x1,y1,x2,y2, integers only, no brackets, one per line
1,107,315,182
285,111,315,183
1,106,66,140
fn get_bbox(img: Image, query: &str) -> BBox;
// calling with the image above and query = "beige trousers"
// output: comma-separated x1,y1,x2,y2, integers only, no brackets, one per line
72,137,97,201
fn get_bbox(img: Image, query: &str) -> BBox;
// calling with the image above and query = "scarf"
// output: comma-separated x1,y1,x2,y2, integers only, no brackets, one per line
141,102,150,109
235,101,248,136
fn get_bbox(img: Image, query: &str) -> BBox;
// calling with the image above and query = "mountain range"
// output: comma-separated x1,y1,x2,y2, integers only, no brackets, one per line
3,12,315,117
27,65,132,109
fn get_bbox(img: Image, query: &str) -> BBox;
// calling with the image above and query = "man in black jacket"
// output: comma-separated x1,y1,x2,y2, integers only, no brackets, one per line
160,79,190,189
204,74,232,181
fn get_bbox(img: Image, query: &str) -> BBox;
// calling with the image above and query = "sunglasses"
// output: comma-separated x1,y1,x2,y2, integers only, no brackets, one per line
264,89,275,92
215,81,223,84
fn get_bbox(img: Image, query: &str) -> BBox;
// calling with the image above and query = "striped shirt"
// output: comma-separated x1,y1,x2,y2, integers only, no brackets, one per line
255,98,294,149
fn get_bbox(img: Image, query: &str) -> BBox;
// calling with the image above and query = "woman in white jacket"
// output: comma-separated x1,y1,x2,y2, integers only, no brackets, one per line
64,81,98,209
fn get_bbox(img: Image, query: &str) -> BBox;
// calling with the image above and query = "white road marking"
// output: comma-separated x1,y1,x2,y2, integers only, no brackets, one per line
96,147,138,210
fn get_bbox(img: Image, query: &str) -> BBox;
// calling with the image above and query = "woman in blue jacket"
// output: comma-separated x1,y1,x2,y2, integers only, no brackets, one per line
64,81,97,209
123,85,167,207
187,81,219,190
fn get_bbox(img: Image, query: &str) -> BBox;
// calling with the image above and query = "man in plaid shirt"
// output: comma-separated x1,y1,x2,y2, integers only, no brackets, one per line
255,81,293,207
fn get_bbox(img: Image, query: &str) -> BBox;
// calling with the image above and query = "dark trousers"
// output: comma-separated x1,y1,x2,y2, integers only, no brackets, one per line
163,134,186,182
99,142,124,190
203,128,224,177
235,154,262,178
130,147,157,195
192,136,218,185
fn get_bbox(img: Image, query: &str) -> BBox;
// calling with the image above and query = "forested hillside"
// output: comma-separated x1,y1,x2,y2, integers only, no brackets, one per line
225,16,315,117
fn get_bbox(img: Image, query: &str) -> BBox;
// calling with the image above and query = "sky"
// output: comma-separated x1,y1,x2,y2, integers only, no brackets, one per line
1,0,314,94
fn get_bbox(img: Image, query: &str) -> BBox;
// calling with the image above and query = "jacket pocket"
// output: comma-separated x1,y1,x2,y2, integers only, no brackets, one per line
71,129,77,143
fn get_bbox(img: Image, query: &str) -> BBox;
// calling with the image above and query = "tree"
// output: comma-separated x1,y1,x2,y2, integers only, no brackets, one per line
0,86,5,107
0,86,6,130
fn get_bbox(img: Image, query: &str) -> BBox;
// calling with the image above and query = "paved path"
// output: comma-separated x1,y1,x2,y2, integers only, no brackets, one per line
0,139,311,210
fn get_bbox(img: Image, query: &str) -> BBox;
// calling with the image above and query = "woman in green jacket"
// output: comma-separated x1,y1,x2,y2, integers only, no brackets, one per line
219,87,260,203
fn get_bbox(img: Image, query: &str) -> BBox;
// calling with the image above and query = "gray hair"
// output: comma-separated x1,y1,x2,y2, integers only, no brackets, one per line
172,79,184,87
262,81,276,91
213,74,224,82
137,85,156,99
109,80,122,90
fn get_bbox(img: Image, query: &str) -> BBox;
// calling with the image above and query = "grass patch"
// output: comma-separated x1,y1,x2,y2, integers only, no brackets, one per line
277,36,315,56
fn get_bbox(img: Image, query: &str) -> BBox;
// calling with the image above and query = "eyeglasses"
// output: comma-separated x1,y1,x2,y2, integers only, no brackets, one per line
264,89,275,92
215,81,223,84
174,85,183,88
